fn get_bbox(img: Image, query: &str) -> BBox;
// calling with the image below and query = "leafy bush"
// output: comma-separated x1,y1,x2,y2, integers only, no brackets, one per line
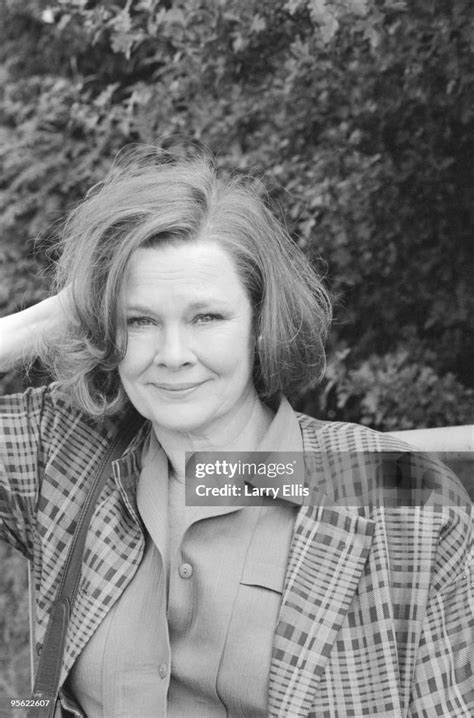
320,347,474,430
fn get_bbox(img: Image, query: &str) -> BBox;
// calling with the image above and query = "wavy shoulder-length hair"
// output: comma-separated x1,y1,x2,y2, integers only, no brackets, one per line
46,145,332,417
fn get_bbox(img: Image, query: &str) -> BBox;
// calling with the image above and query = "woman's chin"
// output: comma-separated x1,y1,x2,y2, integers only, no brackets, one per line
150,409,214,436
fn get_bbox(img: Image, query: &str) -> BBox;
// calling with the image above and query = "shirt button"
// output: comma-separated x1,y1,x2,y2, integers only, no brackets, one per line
158,663,168,679
178,562,193,579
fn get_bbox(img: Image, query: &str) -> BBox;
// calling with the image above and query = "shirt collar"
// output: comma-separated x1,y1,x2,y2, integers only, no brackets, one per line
258,396,303,454
246,396,306,506
138,396,306,509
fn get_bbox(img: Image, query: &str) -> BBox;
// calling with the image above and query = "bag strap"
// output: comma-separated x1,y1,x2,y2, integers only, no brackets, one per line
27,414,143,718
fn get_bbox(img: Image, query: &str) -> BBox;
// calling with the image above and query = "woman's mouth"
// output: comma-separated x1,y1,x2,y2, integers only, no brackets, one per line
154,381,207,393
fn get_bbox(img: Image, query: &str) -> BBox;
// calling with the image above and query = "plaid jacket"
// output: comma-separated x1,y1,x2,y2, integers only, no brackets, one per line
1,385,472,717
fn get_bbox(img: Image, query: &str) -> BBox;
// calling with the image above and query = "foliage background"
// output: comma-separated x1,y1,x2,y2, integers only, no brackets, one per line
1,0,473,710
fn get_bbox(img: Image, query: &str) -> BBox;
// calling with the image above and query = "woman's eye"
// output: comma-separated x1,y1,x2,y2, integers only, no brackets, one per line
126,316,154,327
194,313,222,324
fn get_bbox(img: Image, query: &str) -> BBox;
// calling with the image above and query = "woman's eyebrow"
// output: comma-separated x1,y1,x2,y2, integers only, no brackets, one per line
123,303,154,313
187,299,230,310
124,299,231,312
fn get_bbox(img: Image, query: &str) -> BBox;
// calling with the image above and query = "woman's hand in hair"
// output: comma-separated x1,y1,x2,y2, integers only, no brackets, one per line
0,290,73,373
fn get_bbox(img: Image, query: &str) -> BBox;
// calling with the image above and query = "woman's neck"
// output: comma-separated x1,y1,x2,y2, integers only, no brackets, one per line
152,395,274,482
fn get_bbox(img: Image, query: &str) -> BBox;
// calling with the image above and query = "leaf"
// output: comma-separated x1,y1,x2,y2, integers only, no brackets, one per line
250,14,267,33
232,33,248,52
284,0,304,15
351,0,369,16
307,0,339,43
41,8,55,24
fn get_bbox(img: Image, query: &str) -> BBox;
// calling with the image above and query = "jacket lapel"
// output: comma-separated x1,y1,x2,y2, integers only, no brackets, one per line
267,438,375,716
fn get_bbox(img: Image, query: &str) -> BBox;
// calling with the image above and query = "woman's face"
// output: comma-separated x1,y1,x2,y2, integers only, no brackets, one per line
118,241,258,438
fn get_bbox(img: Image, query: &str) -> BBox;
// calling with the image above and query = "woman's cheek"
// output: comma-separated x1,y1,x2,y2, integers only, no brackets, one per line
121,335,155,374
201,325,251,358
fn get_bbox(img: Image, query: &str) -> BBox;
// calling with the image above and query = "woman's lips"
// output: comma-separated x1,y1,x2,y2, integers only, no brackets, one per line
154,381,208,392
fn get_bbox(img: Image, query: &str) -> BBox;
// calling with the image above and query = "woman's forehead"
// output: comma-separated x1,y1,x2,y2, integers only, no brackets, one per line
122,241,247,305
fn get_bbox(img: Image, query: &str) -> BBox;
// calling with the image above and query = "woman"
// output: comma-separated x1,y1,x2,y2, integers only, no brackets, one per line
0,146,472,717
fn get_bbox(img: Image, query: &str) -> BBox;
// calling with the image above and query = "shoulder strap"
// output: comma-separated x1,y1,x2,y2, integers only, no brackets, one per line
27,413,143,718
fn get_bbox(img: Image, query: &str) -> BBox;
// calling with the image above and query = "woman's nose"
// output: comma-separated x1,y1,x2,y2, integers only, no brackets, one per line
152,326,194,368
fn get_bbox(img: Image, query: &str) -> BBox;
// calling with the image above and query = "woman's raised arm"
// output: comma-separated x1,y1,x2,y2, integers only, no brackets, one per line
0,292,69,373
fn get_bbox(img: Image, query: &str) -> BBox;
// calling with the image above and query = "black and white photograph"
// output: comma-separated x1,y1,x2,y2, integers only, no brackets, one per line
0,1,473,717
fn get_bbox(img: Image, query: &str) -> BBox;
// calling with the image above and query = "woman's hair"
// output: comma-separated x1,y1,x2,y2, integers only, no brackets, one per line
46,144,332,416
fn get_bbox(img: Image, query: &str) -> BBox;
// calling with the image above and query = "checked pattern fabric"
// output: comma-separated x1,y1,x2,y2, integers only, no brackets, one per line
1,385,473,717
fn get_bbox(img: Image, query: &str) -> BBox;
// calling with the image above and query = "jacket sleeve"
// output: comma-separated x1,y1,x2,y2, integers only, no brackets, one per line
408,514,473,717
0,386,50,557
